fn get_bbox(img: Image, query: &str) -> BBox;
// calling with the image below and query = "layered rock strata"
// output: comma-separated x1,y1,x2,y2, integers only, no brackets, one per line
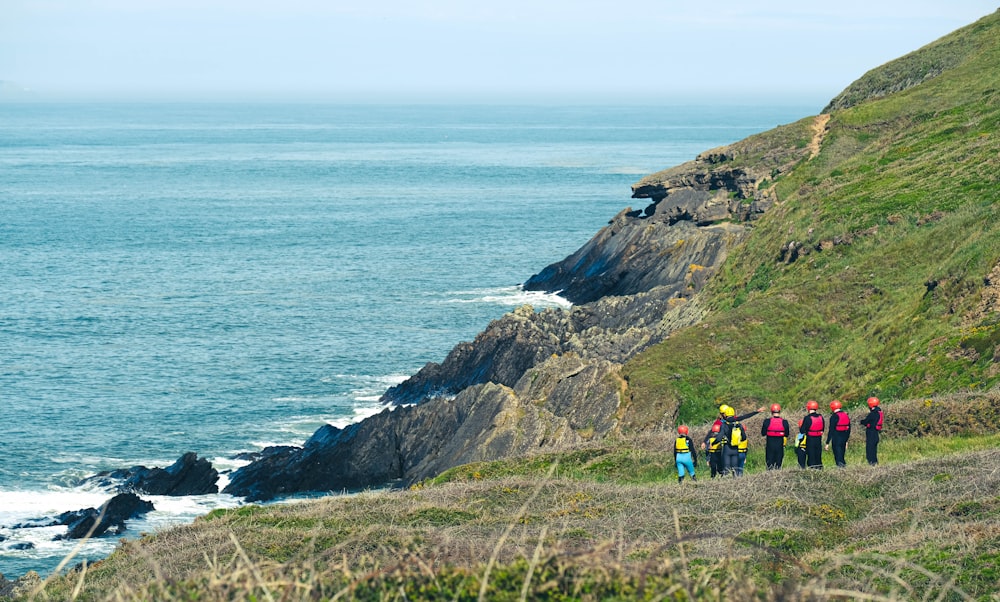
225,120,817,501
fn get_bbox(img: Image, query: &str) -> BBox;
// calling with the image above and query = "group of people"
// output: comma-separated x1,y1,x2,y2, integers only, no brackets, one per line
672,397,885,483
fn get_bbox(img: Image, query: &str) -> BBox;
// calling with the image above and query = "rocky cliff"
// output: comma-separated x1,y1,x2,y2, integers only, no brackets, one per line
224,116,820,500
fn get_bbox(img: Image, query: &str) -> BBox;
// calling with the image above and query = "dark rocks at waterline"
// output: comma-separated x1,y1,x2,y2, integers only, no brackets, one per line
82,452,219,496
225,354,624,502
55,493,155,540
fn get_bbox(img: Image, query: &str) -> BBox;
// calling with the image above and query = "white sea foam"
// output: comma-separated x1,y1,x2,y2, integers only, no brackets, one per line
445,286,572,309
0,488,246,577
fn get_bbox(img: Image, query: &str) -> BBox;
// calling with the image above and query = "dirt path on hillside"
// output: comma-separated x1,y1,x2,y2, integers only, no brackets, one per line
806,114,831,159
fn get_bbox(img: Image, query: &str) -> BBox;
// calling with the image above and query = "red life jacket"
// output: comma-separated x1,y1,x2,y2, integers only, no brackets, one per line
765,417,786,437
806,414,824,437
834,411,850,431
875,409,884,431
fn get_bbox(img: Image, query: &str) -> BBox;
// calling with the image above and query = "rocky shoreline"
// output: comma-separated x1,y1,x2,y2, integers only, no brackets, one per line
3,119,819,571
219,120,818,501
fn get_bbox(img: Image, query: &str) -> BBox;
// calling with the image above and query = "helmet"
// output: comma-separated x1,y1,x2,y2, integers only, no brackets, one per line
867,396,880,408
677,425,689,435
719,404,732,416
770,403,781,413
711,423,721,432
722,406,735,418
806,400,819,411
830,400,842,411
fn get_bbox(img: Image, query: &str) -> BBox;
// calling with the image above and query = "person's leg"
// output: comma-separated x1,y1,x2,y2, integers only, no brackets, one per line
833,437,847,467
866,430,879,465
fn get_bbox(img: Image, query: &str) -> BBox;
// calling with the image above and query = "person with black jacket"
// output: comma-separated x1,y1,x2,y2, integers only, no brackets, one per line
674,425,698,483
800,400,825,469
859,396,884,465
703,423,723,478
761,403,790,469
825,400,851,467
718,406,750,477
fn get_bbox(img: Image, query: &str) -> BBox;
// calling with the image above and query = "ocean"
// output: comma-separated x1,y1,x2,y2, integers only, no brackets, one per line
0,101,816,576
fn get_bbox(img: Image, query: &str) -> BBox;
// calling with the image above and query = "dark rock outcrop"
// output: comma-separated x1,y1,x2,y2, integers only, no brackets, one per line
225,355,624,501
83,452,219,496
55,493,154,540
229,114,818,501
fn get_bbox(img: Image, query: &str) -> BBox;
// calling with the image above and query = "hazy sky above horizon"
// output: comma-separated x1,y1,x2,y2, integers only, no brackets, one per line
2,1,997,104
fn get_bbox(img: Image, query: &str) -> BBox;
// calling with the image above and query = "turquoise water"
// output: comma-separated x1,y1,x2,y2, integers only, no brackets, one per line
0,102,815,575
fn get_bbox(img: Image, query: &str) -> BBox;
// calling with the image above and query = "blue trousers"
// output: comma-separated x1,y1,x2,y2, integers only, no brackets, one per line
676,452,695,478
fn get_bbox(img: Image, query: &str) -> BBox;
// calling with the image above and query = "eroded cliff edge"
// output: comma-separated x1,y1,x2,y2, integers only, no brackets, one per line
224,115,821,501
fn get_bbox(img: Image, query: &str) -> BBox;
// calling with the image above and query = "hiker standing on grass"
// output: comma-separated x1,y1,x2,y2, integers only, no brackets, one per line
674,425,698,483
761,404,790,470
825,400,851,467
795,419,808,468
859,397,884,465
719,407,749,477
800,400,825,469
703,423,723,478
736,432,749,475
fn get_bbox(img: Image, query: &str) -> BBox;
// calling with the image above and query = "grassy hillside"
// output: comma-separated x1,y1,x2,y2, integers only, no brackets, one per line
625,10,1000,427
10,12,1000,602
16,393,1000,601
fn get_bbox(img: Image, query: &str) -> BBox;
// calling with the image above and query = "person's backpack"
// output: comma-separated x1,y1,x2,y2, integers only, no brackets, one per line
728,421,745,448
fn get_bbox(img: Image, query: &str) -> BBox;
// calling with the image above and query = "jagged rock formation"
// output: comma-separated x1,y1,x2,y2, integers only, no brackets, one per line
225,354,624,500
226,120,817,499
82,452,219,496
224,113,827,501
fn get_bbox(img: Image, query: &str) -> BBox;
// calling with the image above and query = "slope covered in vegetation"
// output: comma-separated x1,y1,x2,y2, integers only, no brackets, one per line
625,10,1000,427
7,10,1000,602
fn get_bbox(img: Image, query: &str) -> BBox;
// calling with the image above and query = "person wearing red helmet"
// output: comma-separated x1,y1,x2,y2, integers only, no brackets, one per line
799,400,825,469
859,396,884,465
703,423,724,478
674,425,698,483
825,400,851,467
761,403,790,470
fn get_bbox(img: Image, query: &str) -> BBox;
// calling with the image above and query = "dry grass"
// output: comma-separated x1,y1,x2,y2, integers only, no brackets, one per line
14,439,1000,601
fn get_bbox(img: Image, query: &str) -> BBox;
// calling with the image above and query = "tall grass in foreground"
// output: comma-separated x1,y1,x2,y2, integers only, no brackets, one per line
14,433,1000,601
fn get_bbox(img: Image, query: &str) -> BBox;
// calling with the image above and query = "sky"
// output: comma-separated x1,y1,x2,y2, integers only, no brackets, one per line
1,1,997,103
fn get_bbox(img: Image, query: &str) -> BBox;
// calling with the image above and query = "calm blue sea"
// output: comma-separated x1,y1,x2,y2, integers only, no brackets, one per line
0,102,815,576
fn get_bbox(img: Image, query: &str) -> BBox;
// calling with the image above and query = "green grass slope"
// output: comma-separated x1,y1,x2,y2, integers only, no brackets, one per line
626,10,1000,427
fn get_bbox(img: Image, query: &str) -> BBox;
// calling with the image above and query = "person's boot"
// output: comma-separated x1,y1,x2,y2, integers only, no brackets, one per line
678,476,684,484
691,474,697,482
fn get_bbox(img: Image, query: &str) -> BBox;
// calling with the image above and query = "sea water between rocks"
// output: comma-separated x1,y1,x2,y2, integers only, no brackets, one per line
0,101,815,576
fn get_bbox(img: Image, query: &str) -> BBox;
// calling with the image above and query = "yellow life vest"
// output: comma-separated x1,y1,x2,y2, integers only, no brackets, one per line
675,436,690,453
738,436,748,453
708,435,722,452
796,433,807,449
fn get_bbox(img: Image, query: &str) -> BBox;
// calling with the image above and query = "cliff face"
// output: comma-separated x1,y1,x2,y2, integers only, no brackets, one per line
226,122,814,500
227,10,1000,500
523,119,816,305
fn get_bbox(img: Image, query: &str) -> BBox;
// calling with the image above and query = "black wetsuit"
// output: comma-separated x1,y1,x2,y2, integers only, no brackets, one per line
761,415,790,470
720,419,747,477
859,407,884,465
826,410,851,467
800,413,824,469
